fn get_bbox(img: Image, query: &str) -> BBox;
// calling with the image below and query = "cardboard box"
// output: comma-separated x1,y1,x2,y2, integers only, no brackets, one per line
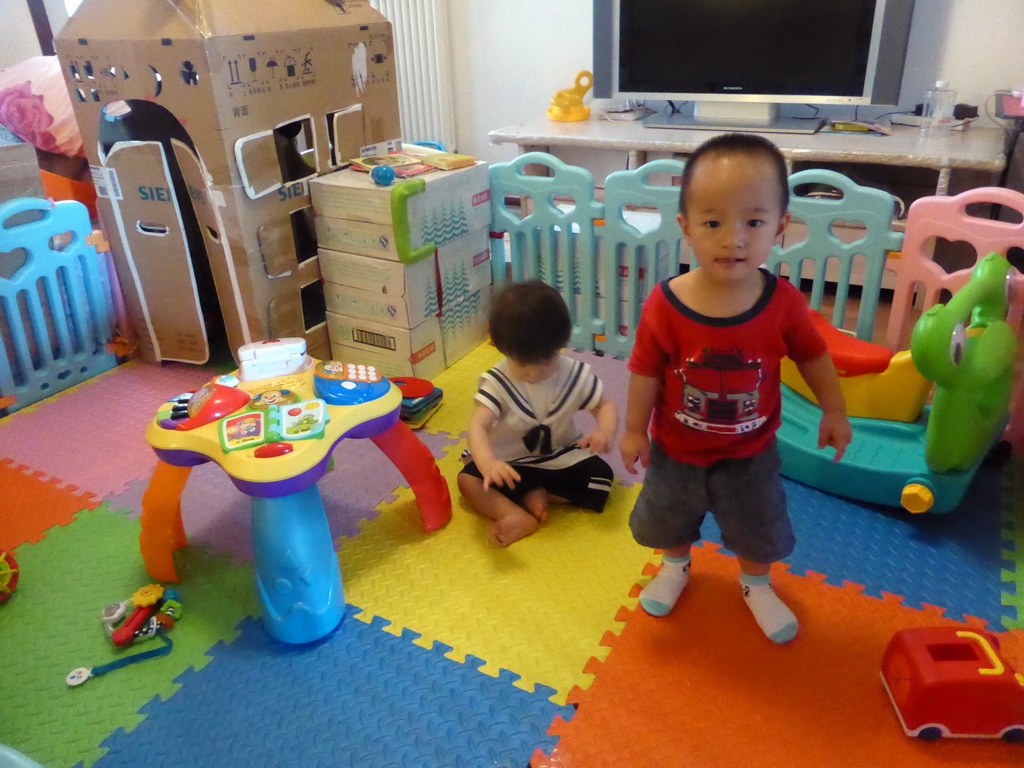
310,162,491,261
436,229,491,365
318,246,439,299
326,311,445,380
54,0,401,364
320,245,440,329
324,278,438,329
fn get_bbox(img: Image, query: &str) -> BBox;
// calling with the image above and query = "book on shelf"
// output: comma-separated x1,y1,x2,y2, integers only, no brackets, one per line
826,121,891,136
418,152,477,171
349,152,436,178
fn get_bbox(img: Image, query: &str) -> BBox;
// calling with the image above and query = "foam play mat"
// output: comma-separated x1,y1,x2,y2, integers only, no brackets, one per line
2,344,1023,767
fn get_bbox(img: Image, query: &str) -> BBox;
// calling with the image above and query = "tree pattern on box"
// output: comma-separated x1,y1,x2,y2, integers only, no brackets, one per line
442,262,470,320
423,276,440,317
441,261,483,345
442,290,483,342
421,203,469,249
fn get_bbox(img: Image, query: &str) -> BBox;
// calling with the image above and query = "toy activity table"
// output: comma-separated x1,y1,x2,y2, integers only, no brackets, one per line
140,339,451,644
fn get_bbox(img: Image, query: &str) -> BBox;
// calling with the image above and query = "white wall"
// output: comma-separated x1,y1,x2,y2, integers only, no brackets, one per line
0,0,44,68
1,0,72,68
448,0,1024,162
4,0,1022,162
447,0,592,159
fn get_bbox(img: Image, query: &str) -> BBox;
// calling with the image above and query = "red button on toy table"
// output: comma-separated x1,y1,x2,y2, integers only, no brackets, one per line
254,442,294,458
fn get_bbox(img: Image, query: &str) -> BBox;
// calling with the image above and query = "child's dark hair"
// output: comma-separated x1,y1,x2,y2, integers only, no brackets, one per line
488,280,571,363
679,133,789,215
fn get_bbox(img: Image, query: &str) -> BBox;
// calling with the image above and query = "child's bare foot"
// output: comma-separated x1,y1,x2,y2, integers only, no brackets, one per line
521,487,549,522
490,508,539,547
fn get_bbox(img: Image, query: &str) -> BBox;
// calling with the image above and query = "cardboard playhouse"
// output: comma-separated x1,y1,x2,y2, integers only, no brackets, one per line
53,0,401,365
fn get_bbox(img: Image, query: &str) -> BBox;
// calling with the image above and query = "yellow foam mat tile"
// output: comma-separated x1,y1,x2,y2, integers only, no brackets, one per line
419,343,503,437
336,442,652,704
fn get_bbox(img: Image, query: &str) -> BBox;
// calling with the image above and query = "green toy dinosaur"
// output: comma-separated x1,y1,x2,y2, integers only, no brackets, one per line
911,252,1018,473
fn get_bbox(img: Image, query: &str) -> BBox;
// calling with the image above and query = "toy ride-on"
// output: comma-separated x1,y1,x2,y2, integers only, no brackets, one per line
778,252,1017,514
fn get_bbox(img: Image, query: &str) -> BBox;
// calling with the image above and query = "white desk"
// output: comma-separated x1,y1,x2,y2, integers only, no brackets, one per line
489,117,1008,196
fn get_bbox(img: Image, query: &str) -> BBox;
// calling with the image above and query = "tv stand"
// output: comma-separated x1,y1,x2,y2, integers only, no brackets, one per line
488,116,1007,197
643,110,824,135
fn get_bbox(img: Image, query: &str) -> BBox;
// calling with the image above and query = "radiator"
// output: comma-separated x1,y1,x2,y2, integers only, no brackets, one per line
370,0,457,152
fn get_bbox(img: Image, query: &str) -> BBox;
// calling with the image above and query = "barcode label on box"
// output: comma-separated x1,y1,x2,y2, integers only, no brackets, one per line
352,328,397,351
90,165,123,200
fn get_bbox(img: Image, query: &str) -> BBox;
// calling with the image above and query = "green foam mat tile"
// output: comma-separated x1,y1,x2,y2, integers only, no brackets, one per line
1,504,258,768
1000,456,1024,630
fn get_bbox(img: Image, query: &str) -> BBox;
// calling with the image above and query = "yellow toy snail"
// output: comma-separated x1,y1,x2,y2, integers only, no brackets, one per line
547,71,593,122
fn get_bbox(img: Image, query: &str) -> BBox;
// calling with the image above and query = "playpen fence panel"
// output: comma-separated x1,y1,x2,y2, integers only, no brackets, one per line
0,198,116,416
489,153,603,350
769,168,903,344
885,188,1024,351
883,187,1024,450
595,160,687,357
492,156,903,361
489,155,1024,456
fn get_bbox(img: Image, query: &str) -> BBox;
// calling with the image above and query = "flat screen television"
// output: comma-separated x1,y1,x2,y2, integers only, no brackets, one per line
593,0,917,134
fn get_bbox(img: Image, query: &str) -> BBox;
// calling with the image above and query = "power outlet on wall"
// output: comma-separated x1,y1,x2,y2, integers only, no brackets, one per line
996,91,1024,118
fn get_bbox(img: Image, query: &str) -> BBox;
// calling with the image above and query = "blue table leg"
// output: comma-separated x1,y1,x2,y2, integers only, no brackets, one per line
250,484,344,643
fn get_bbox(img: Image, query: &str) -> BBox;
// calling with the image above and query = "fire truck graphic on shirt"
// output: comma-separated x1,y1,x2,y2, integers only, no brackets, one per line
674,348,767,434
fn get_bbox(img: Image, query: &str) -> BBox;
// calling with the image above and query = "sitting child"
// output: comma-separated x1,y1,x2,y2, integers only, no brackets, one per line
458,280,618,546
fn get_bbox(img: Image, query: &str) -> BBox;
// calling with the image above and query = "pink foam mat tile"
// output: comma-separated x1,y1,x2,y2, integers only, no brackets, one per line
0,361,214,499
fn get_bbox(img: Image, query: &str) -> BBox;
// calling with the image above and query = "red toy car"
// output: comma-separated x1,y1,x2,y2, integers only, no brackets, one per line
881,626,1024,742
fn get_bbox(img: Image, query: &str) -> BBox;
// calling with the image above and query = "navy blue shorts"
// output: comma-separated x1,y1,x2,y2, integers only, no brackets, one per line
460,455,614,513
628,440,794,564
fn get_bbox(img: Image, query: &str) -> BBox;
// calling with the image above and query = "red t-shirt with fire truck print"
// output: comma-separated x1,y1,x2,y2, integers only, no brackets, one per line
628,272,827,467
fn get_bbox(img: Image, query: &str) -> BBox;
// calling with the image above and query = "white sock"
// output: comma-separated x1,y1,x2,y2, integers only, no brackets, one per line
639,554,691,617
741,572,797,644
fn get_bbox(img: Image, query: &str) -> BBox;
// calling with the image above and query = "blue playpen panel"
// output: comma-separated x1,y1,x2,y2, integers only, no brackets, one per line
596,159,686,358
768,168,904,341
0,197,116,416
489,154,903,357
488,152,603,351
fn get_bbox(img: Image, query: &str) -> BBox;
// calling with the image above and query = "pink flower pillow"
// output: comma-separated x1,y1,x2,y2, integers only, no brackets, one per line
0,55,84,157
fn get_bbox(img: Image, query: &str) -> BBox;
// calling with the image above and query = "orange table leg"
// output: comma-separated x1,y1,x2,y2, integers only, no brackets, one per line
370,420,452,532
139,460,193,582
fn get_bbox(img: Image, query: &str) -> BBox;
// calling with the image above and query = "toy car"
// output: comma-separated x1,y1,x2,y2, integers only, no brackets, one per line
0,550,18,603
881,626,1024,742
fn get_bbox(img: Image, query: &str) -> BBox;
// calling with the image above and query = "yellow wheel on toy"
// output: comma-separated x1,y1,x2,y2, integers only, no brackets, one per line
132,584,165,607
0,550,19,603
901,483,935,514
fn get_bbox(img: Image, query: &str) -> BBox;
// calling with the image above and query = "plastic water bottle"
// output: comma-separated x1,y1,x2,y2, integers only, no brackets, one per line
921,81,956,135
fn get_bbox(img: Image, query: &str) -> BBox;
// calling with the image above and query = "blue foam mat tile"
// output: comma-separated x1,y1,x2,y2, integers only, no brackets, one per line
91,607,572,768
697,464,1006,625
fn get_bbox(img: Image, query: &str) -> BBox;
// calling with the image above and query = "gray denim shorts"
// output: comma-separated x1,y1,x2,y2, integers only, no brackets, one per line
629,439,794,564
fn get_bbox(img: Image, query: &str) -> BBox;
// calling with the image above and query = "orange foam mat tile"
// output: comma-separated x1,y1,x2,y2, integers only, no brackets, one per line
0,457,100,550
533,542,1024,768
